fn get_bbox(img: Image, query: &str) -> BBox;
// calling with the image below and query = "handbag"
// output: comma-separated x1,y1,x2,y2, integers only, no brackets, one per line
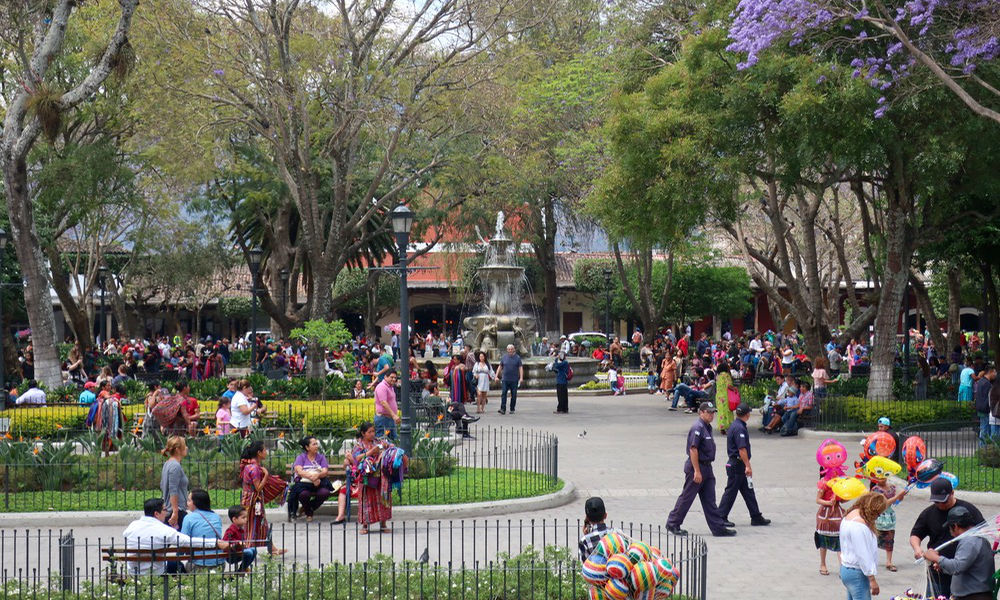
260,474,288,505
567,366,574,381
727,385,741,411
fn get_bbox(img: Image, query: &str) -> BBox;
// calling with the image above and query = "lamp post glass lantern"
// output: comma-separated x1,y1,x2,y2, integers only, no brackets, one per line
249,248,263,372
391,204,415,454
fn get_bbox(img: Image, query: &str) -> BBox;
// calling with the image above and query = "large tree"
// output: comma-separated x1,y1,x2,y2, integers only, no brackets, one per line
141,0,533,374
0,0,139,386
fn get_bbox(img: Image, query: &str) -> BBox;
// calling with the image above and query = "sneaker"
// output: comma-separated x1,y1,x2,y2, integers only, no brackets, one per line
509,409,515,414
668,407,677,411
461,415,480,422
750,518,771,526
666,525,688,536
712,529,737,537
498,409,506,415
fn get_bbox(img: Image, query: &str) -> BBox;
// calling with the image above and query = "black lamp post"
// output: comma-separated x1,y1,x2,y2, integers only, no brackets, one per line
280,269,290,314
602,267,613,338
248,247,263,372
902,281,911,384
98,266,108,346
392,204,415,454
0,228,7,409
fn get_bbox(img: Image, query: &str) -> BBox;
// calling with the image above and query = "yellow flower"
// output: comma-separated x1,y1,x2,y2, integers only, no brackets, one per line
423,433,430,439
436,414,443,422
55,424,63,430
3,432,12,440
32,447,39,455
203,427,211,435
137,416,144,425
278,432,285,439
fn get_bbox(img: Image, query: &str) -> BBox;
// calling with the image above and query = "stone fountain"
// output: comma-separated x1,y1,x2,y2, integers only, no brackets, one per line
460,212,598,388
462,212,537,361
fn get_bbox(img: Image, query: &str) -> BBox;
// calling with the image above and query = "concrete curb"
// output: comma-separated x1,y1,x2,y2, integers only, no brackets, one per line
0,481,576,528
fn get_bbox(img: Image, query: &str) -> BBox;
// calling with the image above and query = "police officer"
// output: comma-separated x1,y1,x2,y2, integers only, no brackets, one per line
666,401,737,537
718,403,771,527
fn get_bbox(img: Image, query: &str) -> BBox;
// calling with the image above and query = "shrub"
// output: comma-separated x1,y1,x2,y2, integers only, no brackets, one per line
978,441,1000,468
820,396,975,431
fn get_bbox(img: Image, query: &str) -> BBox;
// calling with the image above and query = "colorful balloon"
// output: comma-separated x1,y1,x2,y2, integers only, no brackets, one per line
606,554,632,580
627,541,654,563
915,458,944,483
582,554,609,586
587,586,609,600
603,577,631,600
596,532,628,558
902,436,926,473
862,431,896,460
817,439,848,479
630,561,658,591
865,456,902,480
827,476,868,501
938,471,959,489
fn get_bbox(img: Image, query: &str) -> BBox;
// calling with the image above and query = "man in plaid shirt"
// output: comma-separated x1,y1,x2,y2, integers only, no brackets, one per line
579,497,617,562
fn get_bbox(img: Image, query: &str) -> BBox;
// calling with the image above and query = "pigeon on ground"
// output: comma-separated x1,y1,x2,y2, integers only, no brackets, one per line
578,431,587,439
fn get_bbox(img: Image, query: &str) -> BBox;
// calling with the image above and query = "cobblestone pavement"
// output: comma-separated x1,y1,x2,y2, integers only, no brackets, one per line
3,391,995,598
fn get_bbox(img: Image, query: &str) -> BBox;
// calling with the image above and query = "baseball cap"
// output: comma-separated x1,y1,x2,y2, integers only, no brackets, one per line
585,497,606,522
734,402,752,416
84,381,97,390
929,478,954,502
945,505,977,527
698,402,718,413
877,417,891,427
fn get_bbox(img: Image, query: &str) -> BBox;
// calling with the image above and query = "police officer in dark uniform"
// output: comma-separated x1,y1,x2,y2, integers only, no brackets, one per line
666,401,737,537
719,403,771,527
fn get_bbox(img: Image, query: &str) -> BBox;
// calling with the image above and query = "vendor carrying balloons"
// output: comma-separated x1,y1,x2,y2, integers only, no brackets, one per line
909,478,985,599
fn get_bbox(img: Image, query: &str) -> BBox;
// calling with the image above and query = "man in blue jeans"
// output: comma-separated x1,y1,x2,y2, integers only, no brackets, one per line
669,383,709,411
494,344,523,415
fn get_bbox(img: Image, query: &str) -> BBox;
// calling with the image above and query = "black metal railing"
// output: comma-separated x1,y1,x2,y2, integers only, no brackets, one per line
812,396,977,432
898,421,1000,492
1,427,559,512
0,521,709,599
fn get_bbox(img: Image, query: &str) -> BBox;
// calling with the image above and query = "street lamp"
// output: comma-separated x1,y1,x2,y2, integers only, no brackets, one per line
602,267,613,338
280,268,290,315
248,247,263,372
97,265,108,346
0,228,7,409
392,204,415,454
902,281,911,384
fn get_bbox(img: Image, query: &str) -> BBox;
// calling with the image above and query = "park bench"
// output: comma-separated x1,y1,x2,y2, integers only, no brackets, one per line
284,461,351,522
101,545,234,580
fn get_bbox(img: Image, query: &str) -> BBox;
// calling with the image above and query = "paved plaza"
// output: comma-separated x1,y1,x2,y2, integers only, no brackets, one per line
3,391,994,598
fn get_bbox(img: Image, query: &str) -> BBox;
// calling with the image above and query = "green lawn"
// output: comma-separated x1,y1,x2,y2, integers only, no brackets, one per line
0,468,563,512
938,456,1000,492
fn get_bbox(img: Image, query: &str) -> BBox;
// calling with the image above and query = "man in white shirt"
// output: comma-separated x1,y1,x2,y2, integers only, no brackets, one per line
749,335,764,353
229,383,254,435
15,380,46,406
559,335,572,355
122,498,227,575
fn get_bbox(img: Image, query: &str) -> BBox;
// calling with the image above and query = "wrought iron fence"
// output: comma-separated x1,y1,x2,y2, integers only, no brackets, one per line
898,421,1000,492
1,427,559,512
811,396,976,432
0,520,709,599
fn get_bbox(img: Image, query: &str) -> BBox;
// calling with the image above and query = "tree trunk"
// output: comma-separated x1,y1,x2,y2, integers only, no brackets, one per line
979,262,1000,367
534,197,560,335
3,159,62,387
44,244,94,347
910,274,948,354
946,265,962,350
867,202,914,401
306,270,336,378
109,284,136,340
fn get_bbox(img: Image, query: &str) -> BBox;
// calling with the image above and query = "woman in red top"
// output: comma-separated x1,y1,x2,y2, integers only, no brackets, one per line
239,441,287,556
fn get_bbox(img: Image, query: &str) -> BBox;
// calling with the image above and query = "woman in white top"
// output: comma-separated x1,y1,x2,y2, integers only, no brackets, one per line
839,492,888,600
229,379,256,436
471,351,494,414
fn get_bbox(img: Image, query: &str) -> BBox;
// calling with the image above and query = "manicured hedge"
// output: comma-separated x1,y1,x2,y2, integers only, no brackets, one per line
2,399,375,439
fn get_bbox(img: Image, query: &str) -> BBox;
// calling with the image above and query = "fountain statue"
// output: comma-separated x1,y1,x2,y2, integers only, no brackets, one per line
463,212,536,361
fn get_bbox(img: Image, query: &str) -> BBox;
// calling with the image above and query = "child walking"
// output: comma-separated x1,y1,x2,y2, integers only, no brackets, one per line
870,474,908,571
815,484,844,576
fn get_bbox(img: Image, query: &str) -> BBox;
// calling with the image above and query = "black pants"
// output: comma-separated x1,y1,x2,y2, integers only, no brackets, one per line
718,458,762,521
666,461,727,533
288,481,332,517
556,384,568,412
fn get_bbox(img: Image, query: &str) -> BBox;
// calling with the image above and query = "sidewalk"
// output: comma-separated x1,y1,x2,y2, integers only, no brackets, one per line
3,391,994,598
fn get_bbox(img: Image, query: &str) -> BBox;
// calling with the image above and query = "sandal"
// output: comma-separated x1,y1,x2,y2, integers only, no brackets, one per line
360,528,369,535
886,564,897,572
819,567,829,576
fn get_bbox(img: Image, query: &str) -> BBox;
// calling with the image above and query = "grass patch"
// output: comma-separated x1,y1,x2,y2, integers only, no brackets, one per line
0,468,563,512
938,456,1000,492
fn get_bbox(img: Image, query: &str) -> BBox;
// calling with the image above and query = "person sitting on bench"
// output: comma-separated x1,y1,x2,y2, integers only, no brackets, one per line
122,498,228,575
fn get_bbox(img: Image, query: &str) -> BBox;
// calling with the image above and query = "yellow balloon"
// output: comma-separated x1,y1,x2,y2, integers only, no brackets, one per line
864,456,902,480
827,477,867,501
